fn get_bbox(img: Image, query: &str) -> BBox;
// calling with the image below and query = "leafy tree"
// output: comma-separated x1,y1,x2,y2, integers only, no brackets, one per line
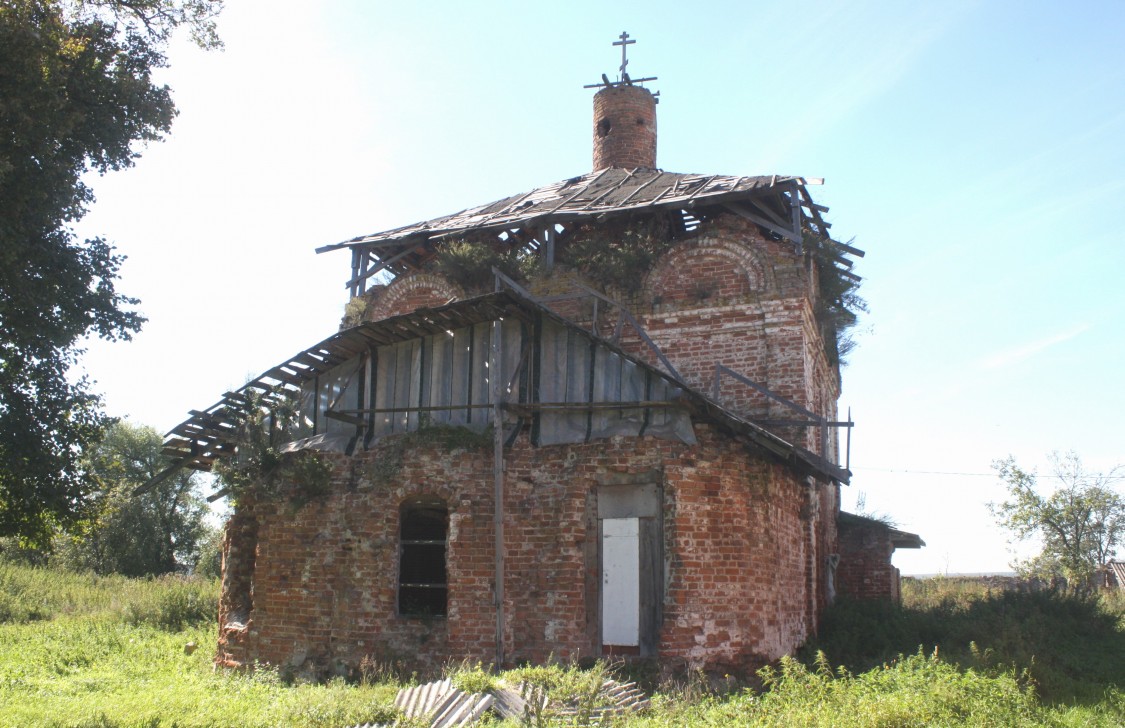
56,420,211,576
0,0,222,546
990,451,1125,587
193,524,223,578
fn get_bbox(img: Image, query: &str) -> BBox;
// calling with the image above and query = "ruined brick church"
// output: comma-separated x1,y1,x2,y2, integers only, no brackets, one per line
153,38,920,677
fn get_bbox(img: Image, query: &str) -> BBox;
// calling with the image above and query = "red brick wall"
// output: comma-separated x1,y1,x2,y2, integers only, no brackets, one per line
636,214,841,457
592,85,657,171
218,424,830,676
836,523,900,602
246,206,850,676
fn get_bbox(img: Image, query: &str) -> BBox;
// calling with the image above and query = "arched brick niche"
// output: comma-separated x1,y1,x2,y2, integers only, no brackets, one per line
365,274,465,322
645,235,775,310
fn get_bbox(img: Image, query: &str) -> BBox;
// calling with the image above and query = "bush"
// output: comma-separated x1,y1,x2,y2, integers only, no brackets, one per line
0,590,47,623
122,576,217,631
804,580,1125,704
432,239,540,294
447,661,498,695
750,651,1042,727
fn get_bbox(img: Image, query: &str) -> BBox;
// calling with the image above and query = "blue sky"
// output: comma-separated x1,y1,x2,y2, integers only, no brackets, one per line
77,0,1125,574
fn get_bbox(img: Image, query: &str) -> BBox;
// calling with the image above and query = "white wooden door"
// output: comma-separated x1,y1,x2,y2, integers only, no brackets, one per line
601,517,640,646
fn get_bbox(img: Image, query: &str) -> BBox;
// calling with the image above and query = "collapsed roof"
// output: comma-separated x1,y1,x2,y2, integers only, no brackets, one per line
315,168,861,293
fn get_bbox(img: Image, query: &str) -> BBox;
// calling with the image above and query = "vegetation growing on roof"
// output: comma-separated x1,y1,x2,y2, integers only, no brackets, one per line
342,295,368,327
809,233,867,367
368,418,493,487
559,213,676,293
432,239,541,294
212,391,333,508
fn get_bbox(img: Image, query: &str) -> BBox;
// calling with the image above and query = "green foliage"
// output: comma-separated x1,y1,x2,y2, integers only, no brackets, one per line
991,452,1125,586
504,660,614,727
752,651,1041,727
0,562,404,726
809,234,867,366
193,524,224,579
5,562,1125,726
0,561,218,627
0,0,222,547
805,578,1125,704
559,215,675,293
53,421,212,577
212,391,333,506
628,652,1125,727
0,620,402,727
342,295,368,327
447,661,499,695
0,536,50,567
120,577,217,630
356,650,417,687
369,419,492,486
433,239,542,294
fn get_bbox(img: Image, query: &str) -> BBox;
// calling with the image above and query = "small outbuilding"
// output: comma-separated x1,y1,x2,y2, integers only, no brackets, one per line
835,511,925,602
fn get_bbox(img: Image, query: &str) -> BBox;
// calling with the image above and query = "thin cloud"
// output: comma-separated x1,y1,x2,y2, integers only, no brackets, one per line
758,4,971,168
978,323,1091,370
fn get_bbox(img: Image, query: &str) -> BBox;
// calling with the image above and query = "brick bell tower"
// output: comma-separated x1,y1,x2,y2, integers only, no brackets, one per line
587,32,659,171
580,34,845,470
592,84,657,170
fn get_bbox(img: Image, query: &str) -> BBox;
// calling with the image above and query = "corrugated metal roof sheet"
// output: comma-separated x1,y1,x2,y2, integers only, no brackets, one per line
1109,561,1125,588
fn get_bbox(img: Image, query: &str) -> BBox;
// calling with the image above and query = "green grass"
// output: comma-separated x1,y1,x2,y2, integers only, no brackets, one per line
0,561,218,627
3,563,1125,726
0,563,401,727
628,652,1125,727
802,577,1125,705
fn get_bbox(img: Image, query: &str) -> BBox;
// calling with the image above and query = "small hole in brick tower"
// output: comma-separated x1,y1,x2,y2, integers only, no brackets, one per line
636,117,645,126
597,118,612,137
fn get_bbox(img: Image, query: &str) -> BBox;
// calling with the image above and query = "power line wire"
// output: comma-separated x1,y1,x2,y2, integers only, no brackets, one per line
851,466,1125,481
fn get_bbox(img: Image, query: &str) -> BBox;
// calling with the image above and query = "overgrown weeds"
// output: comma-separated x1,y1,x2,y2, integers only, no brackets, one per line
446,660,499,695
803,577,1125,704
5,563,1125,726
0,561,218,629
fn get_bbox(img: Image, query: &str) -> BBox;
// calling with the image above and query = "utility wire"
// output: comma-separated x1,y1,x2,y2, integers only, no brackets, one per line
851,466,1125,481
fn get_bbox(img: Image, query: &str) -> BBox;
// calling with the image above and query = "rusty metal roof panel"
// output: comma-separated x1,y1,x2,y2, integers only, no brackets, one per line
319,169,802,252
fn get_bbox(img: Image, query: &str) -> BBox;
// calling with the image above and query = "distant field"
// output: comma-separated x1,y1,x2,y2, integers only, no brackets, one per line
2,563,1124,727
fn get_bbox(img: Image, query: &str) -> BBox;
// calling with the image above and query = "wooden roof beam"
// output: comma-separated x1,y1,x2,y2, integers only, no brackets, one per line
723,201,801,243
344,243,427,289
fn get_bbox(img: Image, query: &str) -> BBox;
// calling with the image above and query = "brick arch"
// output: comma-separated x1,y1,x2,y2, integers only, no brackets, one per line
645,237,775,305
366,274,465,321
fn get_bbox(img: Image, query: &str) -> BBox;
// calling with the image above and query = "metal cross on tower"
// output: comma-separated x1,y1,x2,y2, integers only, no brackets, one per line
614,31,634,79
583,31,658,89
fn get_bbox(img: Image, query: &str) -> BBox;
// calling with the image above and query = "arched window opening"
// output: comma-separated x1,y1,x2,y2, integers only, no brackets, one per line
399,500,448,617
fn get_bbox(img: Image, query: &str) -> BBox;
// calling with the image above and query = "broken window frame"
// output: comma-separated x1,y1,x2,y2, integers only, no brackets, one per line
398,499,449,618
